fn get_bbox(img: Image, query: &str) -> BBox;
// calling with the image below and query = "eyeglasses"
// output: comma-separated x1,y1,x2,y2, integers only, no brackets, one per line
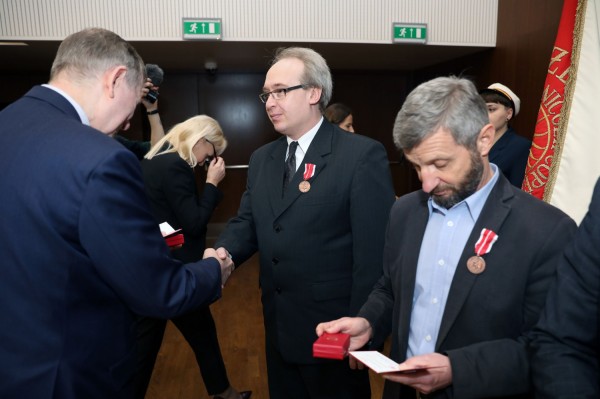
204,140,217,171
259,85,306,103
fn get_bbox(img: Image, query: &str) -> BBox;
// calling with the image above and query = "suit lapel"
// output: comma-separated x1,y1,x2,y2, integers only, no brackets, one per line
436,176,513,348
273,122,332,219
398,192,431,358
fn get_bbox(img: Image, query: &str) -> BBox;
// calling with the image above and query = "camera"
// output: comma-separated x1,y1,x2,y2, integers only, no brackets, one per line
145,64,164,103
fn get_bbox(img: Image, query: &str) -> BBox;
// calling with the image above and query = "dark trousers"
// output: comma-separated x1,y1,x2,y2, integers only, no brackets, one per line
134,306,230,399
265,337,371,399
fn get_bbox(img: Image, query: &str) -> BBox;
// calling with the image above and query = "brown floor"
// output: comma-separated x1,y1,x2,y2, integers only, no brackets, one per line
145,253,387,399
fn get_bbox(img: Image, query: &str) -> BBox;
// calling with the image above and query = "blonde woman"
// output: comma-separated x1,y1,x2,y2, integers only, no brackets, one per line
136,114,251,399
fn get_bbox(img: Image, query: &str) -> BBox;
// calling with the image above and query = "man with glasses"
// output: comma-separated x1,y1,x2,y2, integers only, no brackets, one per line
214,47,395,398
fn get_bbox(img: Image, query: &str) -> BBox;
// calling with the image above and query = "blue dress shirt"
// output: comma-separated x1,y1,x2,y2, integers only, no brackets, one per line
407,164,499,357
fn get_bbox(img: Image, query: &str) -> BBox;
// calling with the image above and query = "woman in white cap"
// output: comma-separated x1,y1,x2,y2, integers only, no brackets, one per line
480,83,532,187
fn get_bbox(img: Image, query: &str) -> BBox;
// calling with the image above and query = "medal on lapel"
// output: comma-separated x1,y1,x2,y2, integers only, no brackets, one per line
299,163,316,193
467,228,498,275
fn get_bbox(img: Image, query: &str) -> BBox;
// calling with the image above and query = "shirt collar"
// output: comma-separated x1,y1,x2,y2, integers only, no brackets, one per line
43,83,90,125
287,117,323,154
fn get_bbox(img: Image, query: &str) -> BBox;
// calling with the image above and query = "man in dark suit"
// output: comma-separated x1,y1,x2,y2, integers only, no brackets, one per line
0,28,233,399
317,76,576,398
530,178,600,398
214,47,396,398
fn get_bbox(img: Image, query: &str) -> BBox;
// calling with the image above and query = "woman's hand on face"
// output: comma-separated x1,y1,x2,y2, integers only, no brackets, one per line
206,156,226,186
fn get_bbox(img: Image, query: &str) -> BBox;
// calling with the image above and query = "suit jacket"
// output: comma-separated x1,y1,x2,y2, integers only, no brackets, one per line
0,86,222,399
216,120,395,364
489,127,531,187
531,178,600,398
359,174,576,399
141,152,223,263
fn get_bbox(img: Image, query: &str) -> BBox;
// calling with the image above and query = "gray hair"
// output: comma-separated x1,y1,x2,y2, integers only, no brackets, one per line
393,76,489,152
50,27,145,91
272,47,332,112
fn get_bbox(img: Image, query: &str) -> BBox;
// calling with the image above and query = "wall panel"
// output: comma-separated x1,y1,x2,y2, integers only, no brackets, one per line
1,0,496,46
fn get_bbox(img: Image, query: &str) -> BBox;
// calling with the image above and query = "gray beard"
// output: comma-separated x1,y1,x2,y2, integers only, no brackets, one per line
432,152,484,209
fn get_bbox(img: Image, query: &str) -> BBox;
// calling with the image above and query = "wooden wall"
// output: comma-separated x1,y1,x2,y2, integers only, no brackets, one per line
415,0,564,142
0,0,564,223
122,70,417,223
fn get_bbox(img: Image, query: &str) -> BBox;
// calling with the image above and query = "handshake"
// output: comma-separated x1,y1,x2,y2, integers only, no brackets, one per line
203,247,235,287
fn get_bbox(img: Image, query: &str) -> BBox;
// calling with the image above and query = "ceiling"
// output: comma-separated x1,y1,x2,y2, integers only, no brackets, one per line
0,40,491,74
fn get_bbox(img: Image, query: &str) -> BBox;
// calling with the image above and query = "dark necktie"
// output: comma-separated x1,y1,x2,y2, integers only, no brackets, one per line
283,141,298,193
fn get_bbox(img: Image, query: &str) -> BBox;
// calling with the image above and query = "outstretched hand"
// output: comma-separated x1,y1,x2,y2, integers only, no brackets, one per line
316,317,373,369
204,247,234,287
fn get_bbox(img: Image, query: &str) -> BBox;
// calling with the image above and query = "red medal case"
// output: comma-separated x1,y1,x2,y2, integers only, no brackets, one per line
165,233,184,248
312,333,350,360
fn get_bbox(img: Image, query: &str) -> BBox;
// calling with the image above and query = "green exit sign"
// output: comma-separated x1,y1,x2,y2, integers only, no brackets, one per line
183,18,222,40
393,23,427,44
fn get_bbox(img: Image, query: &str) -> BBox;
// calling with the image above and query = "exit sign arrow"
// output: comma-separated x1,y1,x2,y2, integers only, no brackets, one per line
393,23,427,44
183,18,222,40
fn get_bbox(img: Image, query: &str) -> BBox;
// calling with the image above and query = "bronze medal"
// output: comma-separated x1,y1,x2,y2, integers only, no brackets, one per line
299,180,311,193
467,255,486,274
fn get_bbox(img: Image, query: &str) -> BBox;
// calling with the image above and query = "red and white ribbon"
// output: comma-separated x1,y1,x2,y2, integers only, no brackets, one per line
474,228,498,256
303,163,316,180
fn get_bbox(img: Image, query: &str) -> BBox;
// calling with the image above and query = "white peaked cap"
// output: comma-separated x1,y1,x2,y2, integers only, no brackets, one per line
486,83,521,116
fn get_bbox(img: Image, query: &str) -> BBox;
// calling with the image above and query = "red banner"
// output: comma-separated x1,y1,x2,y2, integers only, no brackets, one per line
522,0,578,199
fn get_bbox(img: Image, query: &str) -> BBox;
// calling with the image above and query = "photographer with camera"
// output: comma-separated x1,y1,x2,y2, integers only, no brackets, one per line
115,64,165,159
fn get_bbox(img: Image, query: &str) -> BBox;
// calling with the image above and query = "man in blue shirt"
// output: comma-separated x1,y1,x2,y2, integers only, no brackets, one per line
317,76,576,399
